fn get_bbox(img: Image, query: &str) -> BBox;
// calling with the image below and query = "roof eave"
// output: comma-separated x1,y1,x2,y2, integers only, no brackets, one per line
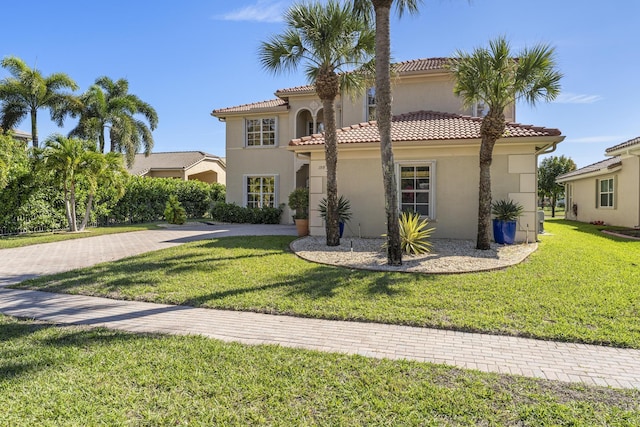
557,164,623,183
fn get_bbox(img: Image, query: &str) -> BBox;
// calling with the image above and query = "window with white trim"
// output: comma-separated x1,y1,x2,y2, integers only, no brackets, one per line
245,175,277,208
598,177,614,208
398,163,434,217
246,118,276,147
366,87,376,121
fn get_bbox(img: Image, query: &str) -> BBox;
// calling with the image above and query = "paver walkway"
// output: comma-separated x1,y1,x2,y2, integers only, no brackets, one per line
1,223,639,390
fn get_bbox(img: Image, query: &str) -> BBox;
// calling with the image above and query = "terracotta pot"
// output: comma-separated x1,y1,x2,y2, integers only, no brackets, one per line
295,219,309,237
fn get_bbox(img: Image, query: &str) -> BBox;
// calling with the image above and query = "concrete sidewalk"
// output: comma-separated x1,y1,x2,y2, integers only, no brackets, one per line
1,288,639,390
1,223,639,390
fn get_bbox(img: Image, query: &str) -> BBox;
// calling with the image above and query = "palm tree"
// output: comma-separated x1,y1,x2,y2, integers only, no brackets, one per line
78,151,127,231
449,36,562,249
0,56,78,148
353,0,422,266
70,76,158,166
43,135,94,232
259,0,375,246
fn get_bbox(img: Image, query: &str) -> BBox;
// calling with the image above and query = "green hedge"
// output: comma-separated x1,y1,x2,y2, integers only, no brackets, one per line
107,177,225,224
211,202,283,224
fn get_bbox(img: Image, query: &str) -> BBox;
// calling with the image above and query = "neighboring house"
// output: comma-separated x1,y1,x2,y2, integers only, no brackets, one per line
211,57,564,242
557,136,640,228
11,129,31,143
127,151,226,185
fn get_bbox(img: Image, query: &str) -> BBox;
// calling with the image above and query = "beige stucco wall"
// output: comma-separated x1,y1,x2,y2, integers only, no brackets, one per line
563,156,640,228
307,141,541,242
185,158,226,185
224,115,297,223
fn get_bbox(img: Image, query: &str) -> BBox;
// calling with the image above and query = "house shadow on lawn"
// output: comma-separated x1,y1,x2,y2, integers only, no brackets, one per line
552,219,640,244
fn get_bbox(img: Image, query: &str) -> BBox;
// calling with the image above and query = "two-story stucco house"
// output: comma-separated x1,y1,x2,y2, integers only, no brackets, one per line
211,57,564,242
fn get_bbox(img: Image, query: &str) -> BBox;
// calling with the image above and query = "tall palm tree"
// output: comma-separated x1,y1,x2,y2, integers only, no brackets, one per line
260,0,375,246
70,76,158,166
449,36,562,249
43,135,94,232
353,0,422,266
0,56,78,148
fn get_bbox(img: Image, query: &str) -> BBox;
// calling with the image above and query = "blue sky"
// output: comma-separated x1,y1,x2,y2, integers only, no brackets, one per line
1,0,638,168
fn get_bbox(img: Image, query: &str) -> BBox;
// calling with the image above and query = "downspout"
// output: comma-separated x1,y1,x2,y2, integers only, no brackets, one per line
534,141,560,236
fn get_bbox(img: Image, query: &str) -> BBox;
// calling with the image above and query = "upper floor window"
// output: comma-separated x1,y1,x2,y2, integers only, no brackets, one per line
472,101,487,117
598,177,614,208
366,87,376,121
398,163,434,217
246,118,276,147
306,121,324,135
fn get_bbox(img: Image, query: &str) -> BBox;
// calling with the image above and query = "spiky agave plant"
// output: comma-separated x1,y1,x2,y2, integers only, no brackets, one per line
399,211,435,255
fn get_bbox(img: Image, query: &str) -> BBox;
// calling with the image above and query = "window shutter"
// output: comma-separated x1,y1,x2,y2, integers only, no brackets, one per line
595,179,599,209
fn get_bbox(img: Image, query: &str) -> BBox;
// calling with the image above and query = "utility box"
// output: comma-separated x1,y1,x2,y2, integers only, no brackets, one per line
537,210,545,234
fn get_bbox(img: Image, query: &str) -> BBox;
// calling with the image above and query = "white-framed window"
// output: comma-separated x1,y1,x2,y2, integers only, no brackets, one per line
246,118,276,147
366,87,376,121
244,175,278,208
472,101,487,117
597,177,615,208
397,162,435,218
306,121,324,135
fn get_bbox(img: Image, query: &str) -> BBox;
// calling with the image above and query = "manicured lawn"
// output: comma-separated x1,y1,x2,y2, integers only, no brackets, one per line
15,219,640,348
1,315,638,426
0,223,163,249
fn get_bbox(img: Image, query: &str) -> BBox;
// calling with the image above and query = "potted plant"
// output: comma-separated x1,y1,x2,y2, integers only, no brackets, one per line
318,195,352,237
288,187,309,236
491,199,524,244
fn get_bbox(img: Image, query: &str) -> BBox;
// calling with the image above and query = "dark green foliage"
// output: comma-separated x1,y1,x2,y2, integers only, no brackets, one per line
288,187,309,219
211,202,283,224
318,195,352,222
491,199,524,221
164,195,186,225
107,177,225,223
0,152,67,234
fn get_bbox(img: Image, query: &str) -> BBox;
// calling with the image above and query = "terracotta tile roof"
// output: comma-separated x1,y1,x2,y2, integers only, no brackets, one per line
392,57,450,73
275,85,315,95
605,136,640,154
128,151,223,176
211,98,288,115
274,58,451,95
290,111,562,146
556,156,622,181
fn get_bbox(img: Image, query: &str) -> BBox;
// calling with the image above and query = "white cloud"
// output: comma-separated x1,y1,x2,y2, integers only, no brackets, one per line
565,136,622,144
217,1,288,23
553,93,604,104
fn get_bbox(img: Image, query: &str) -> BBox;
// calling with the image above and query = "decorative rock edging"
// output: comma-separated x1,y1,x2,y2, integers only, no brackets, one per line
290,236,538,274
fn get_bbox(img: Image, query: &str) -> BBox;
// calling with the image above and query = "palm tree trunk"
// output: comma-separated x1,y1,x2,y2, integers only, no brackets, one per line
99,128,106,153
30,109,38,149
322,97,340,246
476,110,505,250
374,0,402,265
69,183,78,232
79,194,94,231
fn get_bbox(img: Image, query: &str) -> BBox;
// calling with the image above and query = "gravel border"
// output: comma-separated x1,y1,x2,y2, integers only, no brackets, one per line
290,236,538,274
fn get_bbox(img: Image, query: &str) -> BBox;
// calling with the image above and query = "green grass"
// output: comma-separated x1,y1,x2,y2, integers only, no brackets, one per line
1,315,638,426
0,223,163,249
15,219,640,348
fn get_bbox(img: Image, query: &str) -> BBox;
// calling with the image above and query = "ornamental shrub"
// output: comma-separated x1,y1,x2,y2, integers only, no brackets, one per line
164,195,186,224
211,202,283,224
